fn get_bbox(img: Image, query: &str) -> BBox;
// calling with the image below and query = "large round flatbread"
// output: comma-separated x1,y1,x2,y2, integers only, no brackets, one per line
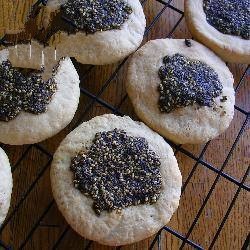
0,46,80,145
42,0,146,65
185,0,250,64
0,148,12,226
126,39,235,144
51,114,182,246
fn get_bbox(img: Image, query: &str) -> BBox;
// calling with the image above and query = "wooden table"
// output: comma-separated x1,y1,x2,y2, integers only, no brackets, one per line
0,0,249,249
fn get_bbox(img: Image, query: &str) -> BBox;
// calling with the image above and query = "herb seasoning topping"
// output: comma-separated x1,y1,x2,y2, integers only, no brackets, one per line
203,0,250,39
0,60,57,121
158,53,223,113
70,129,162,215
61,0,133,34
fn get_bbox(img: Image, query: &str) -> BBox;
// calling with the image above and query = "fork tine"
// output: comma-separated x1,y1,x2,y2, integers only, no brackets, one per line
35,0,48,6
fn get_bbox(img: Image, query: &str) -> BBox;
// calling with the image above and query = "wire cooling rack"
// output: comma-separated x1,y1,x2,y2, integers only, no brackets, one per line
0,0,249,249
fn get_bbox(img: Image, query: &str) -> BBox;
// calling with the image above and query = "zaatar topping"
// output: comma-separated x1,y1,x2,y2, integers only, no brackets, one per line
70,129,162,215
0,60,57,121
158,53,223,113
203,0,250,40
61,0,133,34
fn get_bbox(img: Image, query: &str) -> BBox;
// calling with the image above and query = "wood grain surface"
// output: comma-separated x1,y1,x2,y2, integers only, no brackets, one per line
0,0,249,249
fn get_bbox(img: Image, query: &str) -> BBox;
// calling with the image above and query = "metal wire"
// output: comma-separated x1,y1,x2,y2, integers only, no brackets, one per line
28,0,48,19
0,0,249,249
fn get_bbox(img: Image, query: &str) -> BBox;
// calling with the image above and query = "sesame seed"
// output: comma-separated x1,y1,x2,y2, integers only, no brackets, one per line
185,39,192,47
220,96,228,102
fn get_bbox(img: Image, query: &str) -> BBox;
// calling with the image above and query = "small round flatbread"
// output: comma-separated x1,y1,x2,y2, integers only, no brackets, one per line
185,0,250,64
0,45,80,145
51,114,182,246
0,147,12,226
42,0,146,65
126,39,235,144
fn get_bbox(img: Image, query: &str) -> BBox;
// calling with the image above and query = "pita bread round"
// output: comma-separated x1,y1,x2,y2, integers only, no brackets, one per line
0,147,12,226
51,114,182,246
0,45,80,145
41,0,146,65
126,39,235,144
185,0,250,64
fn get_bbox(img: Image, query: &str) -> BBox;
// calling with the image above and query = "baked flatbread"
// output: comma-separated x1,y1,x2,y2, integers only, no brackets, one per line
126,39,235,144
0,46,80,145
185,0,250,64
0,147,12,226
51,114,182,246
42,0,146,65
